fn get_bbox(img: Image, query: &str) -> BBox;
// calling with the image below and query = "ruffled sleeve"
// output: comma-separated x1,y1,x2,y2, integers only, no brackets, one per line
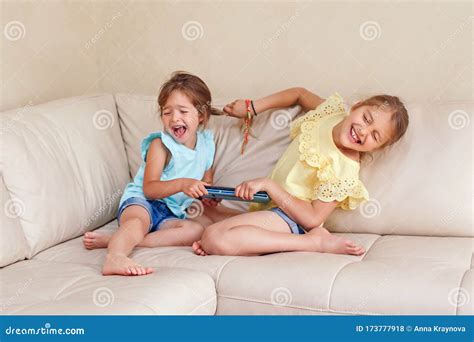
141,132,165,161
301,132,369,210
314,176,369,210
290,92,346,139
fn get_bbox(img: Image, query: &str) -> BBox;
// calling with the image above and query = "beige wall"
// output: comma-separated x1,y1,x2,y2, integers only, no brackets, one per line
1,0,472,112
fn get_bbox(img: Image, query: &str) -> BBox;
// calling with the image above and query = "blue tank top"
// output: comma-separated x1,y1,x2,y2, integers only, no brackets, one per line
120,130,215,219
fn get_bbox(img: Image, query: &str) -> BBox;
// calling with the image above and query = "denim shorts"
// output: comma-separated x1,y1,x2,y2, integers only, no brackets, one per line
117,197,180,233
270,207,306,235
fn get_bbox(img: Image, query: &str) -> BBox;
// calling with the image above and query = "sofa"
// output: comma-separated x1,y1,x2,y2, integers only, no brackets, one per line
1,93,472,315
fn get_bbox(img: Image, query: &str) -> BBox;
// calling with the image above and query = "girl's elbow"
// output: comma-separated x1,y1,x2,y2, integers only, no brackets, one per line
302,217,323,230
143,188,153,200
143,183,159,199
292,87,307,98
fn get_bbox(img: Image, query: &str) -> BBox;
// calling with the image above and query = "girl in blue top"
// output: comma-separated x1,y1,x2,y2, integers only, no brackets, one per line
83,72,220,276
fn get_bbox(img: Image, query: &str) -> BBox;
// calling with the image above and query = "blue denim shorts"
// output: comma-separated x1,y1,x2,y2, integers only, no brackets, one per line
117,197,180,233
270,207,306,235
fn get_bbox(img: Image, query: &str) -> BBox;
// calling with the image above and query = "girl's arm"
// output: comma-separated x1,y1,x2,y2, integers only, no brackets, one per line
223,87,325,118
235,178,338,229
143,139,209,199
265,179,338,229
202,168,214,184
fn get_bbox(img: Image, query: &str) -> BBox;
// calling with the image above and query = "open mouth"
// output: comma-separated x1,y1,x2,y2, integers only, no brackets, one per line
171,125,187,139
350,126,362,144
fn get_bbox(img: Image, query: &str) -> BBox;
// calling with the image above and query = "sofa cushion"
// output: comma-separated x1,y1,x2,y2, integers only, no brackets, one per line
326,101,473,237
114,93,302,211
215,235,473,315
328,235,473,315
31,222,473,315
0,259,216,315
0,178,29,267
33,220,238,282
0,94,130,257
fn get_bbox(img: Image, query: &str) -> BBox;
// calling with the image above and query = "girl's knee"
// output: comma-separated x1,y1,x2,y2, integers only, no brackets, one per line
172,220,204,245
120,217,150,235
201,226,235,255
201,223,220,241
185,221,205,239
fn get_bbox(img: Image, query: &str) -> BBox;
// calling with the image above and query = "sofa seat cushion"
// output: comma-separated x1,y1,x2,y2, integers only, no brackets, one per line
216,235,473,315
0,259,216,315
32,222,473,315
33,221,239,282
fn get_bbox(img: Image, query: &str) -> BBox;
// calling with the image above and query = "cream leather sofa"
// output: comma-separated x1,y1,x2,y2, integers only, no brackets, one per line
1,93,472,315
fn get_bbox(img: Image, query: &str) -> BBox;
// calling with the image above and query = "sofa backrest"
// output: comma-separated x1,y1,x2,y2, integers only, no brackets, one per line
116,94,473,238
115,93,303,212
326,101,473,237
0,94,130,267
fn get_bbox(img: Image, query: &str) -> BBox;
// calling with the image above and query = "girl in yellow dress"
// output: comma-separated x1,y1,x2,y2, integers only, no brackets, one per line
193,87,409,256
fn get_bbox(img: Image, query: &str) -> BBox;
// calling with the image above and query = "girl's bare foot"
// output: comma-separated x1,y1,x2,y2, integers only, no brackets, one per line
102,254,154,276
307,228,365,256
192,240,207,256
83,231,112,250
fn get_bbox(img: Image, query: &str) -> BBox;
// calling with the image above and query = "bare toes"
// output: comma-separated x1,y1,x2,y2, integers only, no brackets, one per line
345,240,356,247
351,247,364,256
192,241,201,251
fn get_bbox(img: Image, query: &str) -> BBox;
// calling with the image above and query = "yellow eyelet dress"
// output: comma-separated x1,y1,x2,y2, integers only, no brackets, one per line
250,93,369,212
